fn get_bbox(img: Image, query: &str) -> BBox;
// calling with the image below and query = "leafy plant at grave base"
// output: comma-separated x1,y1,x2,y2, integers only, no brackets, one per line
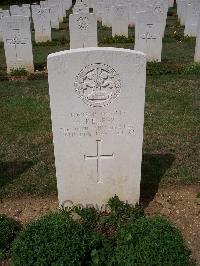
11,211,102,266
183,63,200,75
11,197,195,265
197,192,200,198
0,215,21,261
100,35,134,44
103,217,195,266
10,68,28,77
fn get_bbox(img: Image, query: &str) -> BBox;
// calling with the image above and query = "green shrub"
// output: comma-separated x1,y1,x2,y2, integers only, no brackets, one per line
184,63,200,75
0,215,21,261
11,198,194,265
100,35,134,44
147,62,183,75
197,192,200,198
10,68,28,77
106,217,194,266
11,211,101,266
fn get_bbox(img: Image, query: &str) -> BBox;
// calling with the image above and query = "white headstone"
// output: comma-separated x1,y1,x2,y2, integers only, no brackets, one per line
32,7,51,43
63,0,72,10
135,11,163,62
48,0,64,23
111,5,129,37
49,5,60,29
184,0,200,37
102,0,112,27
69,13,97,48
47,47,146,209
40,1,49,8
194,16,200,62
10,5,31,17
0,10,10,42
73,3,89,14
2,16,34,73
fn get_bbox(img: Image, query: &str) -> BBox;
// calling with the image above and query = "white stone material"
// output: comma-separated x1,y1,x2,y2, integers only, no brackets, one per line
2,16,34,73
102,0,112,27
47,47,146,209
184,0,200,37
73,3,89,14
48,0,64,23
135,11,163,62
69,13,97,48
63,0,72,10
49,5,60,29
111,5,129,37
40,1,49,8
32,7,51,43
0,10,10,42
194,16,200,62
10,5,31,17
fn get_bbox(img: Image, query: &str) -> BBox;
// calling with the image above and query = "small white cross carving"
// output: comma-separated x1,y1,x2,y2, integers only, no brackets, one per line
84,140,114,183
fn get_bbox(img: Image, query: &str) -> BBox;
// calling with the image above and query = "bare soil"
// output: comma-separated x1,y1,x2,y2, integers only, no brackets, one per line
0,184,200,265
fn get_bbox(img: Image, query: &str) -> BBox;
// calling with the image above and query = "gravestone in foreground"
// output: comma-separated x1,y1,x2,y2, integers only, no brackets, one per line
2,16,34,73
48,47,146,209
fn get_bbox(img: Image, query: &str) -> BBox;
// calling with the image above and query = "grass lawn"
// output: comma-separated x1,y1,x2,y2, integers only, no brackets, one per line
0,6,199,197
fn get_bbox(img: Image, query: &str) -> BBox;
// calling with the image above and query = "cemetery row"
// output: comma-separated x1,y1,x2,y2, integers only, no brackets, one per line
0,0,200,74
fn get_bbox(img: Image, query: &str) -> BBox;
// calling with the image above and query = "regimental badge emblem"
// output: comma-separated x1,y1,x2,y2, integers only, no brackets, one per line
74,63,121,108
77,16,89,30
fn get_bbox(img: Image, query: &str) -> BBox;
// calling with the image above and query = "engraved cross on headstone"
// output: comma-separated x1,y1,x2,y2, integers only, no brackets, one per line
84,140,114,183
6,32,27,60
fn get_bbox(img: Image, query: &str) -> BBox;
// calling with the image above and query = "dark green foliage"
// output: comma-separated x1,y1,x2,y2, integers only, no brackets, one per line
197,192,200,198
100,35,134,44
11,211,101,266
103,217,194,266
104,195,143,228
0,215,21,261
183,63,200,75
10,68,28,77
11,197,194,265
147,62,183,75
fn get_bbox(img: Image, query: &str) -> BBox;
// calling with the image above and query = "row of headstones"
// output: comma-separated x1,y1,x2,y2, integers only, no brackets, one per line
70,0,173,62
177,0,200,62
0,0,72,73
0,0,73,43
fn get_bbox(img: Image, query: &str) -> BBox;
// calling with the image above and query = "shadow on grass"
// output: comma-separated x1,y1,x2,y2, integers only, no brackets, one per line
0,161,33,188
140,153,175,208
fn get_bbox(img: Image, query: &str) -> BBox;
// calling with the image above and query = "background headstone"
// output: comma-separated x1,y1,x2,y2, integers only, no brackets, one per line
2,16,34,73
32,6,51,43
111,5,129,37
69,13,97,48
